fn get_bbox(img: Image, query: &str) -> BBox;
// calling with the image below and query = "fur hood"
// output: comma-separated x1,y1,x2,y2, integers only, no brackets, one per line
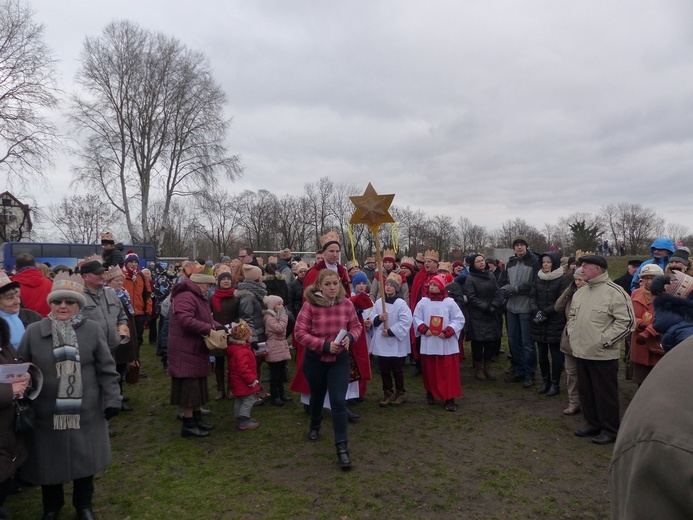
262,273,286,282
304,283,346,308
654,293,693,322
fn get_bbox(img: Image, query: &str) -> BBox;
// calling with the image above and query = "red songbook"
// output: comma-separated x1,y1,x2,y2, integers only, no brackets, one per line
429,316,444,336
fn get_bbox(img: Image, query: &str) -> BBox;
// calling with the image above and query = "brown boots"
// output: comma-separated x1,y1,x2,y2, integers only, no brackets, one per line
475,361,496,381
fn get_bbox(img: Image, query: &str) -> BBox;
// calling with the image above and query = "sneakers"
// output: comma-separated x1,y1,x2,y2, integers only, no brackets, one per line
390,392,407,406
254,395,265,406
237,417,260,430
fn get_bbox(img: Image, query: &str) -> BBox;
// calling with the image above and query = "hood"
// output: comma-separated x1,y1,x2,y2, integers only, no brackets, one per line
650,238,675,256
12,267,48,288
304,283,345,308
654,293,693,322
540,252,562,272
171,277,205,299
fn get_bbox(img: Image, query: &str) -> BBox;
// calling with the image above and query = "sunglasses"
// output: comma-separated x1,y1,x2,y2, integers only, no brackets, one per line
50,299,79,306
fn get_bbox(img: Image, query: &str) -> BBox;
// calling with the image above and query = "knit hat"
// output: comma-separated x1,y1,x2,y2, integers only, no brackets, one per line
666,271,693,299
264,295,283,311
52,264,72,275
352,272,368,288
221,256,231,263
485,257,497,266
242,264,262,282
229,320,252,344
141,268,151,278
48,273,87,308
639,264,664,278
124,251,139,264
385,272,402,292
578,255,608,270
399,256,415,271
512,236,529,247
190,273,215,284
452,260,464,270
429,274,448,292
670,250,690,267
103,264,124,283
627,259,644,267
0,272,19,296
296,262,309,273
100,231,115,243
216,271,232,285
80,254,105,275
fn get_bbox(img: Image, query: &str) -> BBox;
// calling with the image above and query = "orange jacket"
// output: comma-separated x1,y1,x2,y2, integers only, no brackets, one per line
122,271,152,316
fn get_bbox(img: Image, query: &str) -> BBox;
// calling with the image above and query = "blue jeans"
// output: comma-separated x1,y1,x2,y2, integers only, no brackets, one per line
302,350,350,443
507,312,536,380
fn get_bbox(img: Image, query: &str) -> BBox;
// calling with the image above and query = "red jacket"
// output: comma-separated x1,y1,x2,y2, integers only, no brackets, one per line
630,288,664,367
12,267,53,317
227,342,260,397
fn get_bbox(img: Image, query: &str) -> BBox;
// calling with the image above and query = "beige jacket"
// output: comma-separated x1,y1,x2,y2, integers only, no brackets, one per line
566,272,634,360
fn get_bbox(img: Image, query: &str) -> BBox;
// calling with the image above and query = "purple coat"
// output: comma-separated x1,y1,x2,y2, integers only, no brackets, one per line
167,278,218,378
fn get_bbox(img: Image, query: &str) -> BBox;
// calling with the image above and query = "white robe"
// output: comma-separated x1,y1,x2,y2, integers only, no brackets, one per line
370,297,413,358
413,297,465,356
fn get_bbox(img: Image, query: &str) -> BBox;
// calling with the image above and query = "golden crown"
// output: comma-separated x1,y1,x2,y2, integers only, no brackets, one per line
424,250,440,262
51,273,85,294
103,265,124,282
319,231,340,248
383,249,396,260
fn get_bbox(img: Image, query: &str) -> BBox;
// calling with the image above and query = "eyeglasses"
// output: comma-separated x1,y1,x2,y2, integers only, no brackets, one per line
50,299,79,306
101,241,115,245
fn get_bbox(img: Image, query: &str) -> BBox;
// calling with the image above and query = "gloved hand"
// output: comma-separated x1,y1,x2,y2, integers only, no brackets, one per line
533,310,547,324
501,285,517,296
636,321,649,332
104,407,120,421
636,331,651,345
251,342,259,351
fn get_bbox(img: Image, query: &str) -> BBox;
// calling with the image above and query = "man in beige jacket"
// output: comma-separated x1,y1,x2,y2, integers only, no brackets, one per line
566,255,634,445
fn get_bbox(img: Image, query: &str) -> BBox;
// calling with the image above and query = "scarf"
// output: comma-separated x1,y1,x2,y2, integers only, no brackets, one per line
124,264,138,282
236,280,267,300
106,286,134,314
49,313,83,430
428,291,447,302
211,287,235,313
0,310,25,350
538,267,564,281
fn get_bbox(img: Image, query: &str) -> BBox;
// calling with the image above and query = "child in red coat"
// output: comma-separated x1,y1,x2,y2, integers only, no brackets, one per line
227,320,261,430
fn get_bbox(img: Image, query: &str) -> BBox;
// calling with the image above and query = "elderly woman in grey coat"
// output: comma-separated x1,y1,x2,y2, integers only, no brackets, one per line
18,274,121,520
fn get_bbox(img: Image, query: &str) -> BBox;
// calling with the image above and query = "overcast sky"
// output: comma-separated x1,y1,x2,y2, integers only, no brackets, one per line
11,0,693,235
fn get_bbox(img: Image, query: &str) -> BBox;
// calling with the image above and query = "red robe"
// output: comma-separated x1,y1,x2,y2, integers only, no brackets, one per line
350,292,374,397
290,261,354,394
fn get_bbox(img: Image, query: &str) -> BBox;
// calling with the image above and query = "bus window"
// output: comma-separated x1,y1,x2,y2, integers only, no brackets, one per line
11,243,42,257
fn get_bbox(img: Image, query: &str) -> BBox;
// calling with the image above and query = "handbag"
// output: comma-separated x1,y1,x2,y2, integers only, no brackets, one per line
13,397,35,433
204,328,228,355
126,360,140,385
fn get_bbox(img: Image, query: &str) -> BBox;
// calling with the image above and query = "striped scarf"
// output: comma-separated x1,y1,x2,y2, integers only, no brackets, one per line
49,313,83,430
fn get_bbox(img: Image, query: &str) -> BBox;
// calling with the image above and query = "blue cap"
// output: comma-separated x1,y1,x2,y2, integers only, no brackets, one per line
352,272,368,288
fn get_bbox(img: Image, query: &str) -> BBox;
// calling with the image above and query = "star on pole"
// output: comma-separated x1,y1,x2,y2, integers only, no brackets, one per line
349,183,395,234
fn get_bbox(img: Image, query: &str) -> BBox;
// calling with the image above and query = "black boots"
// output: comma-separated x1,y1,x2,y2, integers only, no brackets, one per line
546,382,560,397
193,411,214,431
336,441,352,469
182,417,209,438
536,378,551,394
308,425,320,441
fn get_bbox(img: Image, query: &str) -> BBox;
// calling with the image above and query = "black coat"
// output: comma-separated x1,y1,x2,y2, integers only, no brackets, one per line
529,272,571,344
465,269,502,342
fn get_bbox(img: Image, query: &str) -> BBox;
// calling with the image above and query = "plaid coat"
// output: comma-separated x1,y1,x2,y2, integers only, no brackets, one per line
294,284,362,362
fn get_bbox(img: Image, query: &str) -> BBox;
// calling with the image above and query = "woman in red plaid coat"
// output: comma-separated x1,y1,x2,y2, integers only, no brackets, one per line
294,269,362,470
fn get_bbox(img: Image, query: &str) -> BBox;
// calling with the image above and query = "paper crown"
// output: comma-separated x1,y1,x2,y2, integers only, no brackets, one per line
181,260,204,276
104,264,124,282
424,250,440,262
83,254,103,265
320,230,340,248
383,249,396,261
400,256,415,269
437,262,453,273
386,272,402,288
415,252,425,263
229,320,252,343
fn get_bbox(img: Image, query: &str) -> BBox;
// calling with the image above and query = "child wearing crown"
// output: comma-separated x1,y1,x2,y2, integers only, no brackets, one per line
413,273,465,411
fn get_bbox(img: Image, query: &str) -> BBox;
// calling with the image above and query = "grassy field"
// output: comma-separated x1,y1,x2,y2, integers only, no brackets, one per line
6,330,637,519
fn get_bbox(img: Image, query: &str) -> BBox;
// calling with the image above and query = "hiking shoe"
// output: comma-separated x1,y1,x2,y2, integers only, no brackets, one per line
238,418,260,430
390,392,407,406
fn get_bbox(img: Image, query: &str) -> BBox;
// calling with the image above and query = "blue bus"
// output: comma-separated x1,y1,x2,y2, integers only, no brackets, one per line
0,242,156,272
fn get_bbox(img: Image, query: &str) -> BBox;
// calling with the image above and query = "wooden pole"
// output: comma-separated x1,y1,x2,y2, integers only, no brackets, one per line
373,231,388,332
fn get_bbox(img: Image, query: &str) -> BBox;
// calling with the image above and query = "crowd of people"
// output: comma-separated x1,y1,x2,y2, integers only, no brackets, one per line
2,230,693,518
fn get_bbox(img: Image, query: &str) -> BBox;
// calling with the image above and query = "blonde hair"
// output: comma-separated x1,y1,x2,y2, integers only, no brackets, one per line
315,269,346,300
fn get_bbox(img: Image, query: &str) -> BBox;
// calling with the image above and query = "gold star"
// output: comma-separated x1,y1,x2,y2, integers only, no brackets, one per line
349,183,395,232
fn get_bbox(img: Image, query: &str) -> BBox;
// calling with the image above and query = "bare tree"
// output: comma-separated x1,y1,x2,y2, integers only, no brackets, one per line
69,20,241,245
0,0,60,186
303,177,335,246
196,190,242,260
48,194,121,243
666,223,689,246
